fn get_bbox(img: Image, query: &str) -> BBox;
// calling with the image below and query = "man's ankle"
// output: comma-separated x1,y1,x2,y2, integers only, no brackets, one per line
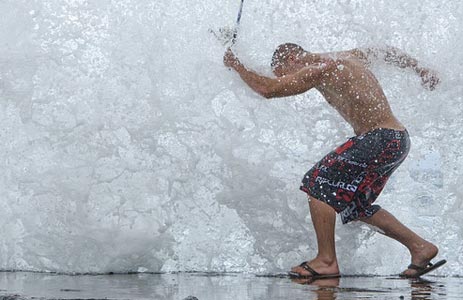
409,240,438,256
315,254,338,266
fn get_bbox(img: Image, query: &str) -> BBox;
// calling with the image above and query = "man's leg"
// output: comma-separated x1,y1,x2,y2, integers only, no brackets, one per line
291,197,340,276
360,208,438,276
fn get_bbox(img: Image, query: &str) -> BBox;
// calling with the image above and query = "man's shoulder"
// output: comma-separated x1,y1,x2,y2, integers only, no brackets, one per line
333,48,368,60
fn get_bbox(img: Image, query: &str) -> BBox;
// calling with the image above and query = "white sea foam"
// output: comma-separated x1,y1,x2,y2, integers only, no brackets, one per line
0,0,462,275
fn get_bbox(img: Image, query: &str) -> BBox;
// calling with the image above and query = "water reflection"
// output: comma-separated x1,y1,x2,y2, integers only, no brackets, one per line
291,277,340,300
410,278,434,300
0,272,457,300
291,276,447,300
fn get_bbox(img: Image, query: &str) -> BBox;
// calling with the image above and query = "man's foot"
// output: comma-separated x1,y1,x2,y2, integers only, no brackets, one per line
290,258,340,278
400,242,439,277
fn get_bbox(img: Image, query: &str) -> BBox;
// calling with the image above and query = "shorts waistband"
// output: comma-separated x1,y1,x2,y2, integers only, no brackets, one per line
359,127,408,137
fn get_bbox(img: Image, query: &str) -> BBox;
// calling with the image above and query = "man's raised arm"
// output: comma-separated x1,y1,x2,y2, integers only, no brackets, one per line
352,46,440,90
223,49,336,99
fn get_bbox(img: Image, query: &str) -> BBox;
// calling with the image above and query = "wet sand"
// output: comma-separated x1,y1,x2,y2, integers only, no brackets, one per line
0,272,462,300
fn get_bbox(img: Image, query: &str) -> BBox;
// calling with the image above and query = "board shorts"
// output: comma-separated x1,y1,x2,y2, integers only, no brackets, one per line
300,128,410,224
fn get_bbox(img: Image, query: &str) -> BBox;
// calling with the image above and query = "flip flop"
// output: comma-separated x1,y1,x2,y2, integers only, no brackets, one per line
288,261,341,279
400,259,447,278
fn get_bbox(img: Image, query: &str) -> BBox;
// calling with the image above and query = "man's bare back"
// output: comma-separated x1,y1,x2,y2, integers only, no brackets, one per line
315,50,404,135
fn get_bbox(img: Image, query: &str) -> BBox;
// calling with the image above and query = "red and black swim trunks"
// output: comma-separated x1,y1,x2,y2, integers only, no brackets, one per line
300,128,410,224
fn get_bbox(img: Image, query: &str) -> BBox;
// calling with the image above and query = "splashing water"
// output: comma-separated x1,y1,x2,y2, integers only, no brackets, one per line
0,0,462,275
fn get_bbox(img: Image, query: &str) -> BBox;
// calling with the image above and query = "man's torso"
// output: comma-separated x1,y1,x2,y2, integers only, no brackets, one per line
315,51,404,135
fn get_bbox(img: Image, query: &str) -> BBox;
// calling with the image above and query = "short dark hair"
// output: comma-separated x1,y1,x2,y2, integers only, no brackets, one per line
271,43,305,69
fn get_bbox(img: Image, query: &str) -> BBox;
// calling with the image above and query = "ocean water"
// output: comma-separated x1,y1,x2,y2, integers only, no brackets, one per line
0,0,462,276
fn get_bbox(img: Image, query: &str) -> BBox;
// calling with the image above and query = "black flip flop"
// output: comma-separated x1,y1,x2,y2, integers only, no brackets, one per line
401,259,447,278
288,261,341,279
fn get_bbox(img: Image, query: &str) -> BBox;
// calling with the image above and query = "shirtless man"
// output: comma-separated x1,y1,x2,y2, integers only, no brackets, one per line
223,44,445,278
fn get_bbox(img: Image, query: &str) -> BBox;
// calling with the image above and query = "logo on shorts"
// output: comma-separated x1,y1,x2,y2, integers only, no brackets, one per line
315,176,358,192
340,202,359,223
337,156,368,168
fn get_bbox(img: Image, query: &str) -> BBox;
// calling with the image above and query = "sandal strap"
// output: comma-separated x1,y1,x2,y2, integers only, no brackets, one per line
408,262,433,271
299,261,320,276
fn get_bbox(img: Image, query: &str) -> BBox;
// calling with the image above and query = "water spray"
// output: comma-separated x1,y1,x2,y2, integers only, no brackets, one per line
210,0,245,46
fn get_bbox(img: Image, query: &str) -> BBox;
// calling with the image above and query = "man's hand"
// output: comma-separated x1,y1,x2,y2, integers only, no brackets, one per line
417,67,440,91
223,48,240,69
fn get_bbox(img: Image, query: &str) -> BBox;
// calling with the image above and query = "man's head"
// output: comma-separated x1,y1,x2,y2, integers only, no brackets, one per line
271,43,306,76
